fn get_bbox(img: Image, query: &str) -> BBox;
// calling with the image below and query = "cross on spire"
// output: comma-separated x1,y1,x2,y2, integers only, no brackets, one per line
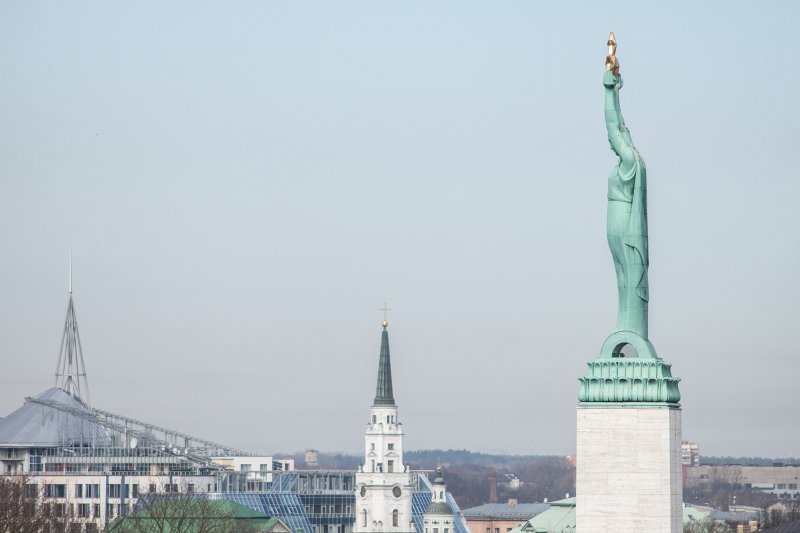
380,302,391,328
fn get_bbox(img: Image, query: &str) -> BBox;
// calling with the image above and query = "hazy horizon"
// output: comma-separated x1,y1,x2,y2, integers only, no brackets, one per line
2,1,798,458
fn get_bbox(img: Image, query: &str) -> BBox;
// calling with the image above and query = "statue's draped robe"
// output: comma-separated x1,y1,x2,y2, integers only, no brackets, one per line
605,71,649,337
616,155,648,302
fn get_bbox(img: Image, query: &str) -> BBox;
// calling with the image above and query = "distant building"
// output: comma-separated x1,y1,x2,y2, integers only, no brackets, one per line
306,449,320,467
681,442,701,466
211,456,295,491
462,501,550,533
685,465,800,500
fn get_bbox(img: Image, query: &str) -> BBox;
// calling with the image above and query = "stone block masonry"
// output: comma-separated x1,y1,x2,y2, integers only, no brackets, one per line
576,406,682,533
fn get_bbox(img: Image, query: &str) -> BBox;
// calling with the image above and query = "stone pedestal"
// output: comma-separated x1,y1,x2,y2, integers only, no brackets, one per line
576,406,682,533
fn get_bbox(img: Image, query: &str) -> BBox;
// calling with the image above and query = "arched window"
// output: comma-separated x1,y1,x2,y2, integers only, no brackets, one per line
439,491,443,499
362,510,368,527
393,509,399,527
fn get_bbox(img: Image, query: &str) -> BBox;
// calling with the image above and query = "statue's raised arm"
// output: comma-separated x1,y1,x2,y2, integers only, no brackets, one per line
603,33,650,341
603,33,636,175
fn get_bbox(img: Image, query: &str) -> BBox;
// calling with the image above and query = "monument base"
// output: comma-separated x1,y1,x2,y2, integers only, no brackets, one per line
576,405,682,533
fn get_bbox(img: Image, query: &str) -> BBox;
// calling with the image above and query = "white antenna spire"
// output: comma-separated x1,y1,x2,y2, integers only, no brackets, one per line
69,243,73,294
55,247,91,405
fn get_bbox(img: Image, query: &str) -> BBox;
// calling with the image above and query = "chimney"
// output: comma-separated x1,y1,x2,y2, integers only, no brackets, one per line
489,469,497,503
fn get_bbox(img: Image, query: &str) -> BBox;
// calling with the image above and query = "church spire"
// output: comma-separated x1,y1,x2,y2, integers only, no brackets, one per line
373,319,395,406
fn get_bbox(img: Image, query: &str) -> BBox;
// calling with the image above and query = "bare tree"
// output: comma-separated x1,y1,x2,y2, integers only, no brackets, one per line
108,491,258,533
0,475,90,533
683,518,733,533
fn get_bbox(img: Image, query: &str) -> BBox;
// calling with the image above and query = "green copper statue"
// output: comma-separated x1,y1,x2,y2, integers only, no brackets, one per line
604,33,649,340
578,34,680,403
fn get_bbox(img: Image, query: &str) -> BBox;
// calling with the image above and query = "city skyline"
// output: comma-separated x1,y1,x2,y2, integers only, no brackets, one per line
2,1,799,458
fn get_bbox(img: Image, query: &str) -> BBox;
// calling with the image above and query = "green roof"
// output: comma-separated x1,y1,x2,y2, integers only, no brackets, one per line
506,498,575,533
108,498,282,532
426,502,452,515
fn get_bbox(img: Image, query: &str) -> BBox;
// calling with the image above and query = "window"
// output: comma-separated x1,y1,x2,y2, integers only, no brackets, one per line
495,528,500,533
187,484,195,493
388,443,394,450
387,416,390,423
362,510,368,527
789,484,798,490
372,415,376,423
132,484,139,498
75,484,83,498
241,464,252,472
78,503,90,518
149,484,156,494
393,509,399,527
371,443,375,451
778,484,786,489
434,528,439,533
44,484,66,498
507,529,512,532
388,460,394,473
107,484,120,498
445,529,449,533
106,503,114,519
486,528,491,533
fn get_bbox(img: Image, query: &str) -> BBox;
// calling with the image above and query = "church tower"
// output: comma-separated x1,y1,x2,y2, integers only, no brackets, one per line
422,467,454,533
354,318,414,533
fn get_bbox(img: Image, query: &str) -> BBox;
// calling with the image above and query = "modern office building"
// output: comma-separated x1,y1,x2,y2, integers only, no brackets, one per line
0,288,285,531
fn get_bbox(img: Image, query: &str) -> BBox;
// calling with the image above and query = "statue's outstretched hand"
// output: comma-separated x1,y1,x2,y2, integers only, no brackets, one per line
603,70,621,89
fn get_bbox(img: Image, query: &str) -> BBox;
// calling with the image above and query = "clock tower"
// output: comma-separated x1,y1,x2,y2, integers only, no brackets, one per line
354,319,415,533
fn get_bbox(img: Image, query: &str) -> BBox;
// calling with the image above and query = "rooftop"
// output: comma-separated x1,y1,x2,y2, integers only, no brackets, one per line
0,387,111,447
461,502,550,521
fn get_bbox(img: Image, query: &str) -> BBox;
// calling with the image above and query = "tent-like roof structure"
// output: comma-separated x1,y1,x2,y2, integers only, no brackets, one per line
0,387,112,447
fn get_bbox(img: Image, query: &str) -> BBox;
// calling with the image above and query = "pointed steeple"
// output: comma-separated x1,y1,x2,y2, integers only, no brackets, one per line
54,260,91,405
373,320,395,406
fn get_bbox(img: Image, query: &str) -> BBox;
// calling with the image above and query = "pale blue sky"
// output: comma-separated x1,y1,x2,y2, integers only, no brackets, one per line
1,1,798,457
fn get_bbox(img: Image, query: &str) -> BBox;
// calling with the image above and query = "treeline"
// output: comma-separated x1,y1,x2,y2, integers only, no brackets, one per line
702,456,800,466
282,449,575,509
284,449,563,470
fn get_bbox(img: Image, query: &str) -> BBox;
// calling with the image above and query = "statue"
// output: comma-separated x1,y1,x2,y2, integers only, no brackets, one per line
603,32,649,340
